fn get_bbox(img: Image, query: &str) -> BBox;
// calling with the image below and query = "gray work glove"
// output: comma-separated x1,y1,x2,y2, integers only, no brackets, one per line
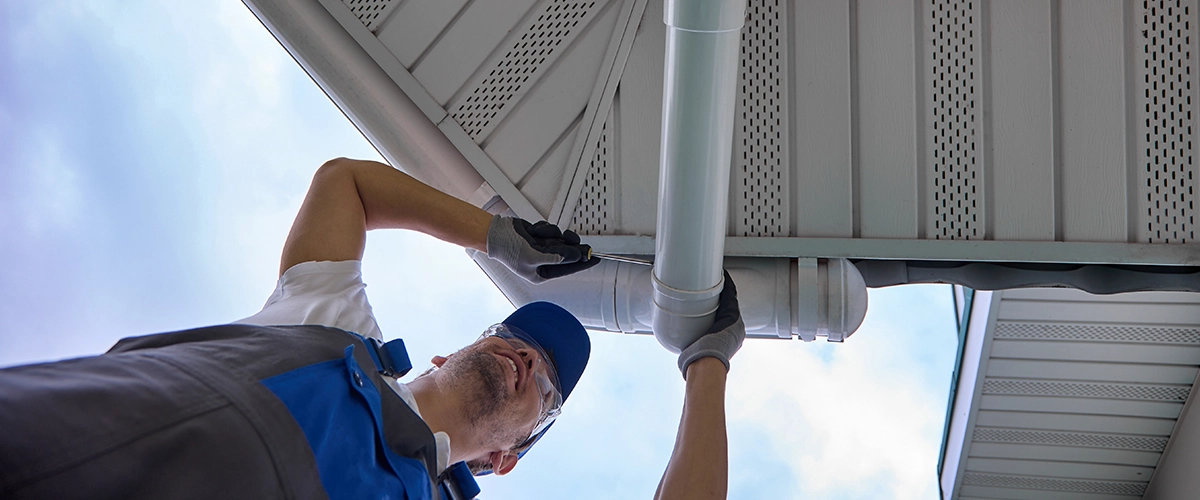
486,215,600,283
678,270,745,379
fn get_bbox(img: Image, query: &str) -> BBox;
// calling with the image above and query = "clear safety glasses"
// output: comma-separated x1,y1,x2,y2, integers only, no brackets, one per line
478,324,564,447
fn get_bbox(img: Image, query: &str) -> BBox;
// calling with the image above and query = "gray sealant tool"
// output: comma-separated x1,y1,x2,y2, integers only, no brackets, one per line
590,251,653,266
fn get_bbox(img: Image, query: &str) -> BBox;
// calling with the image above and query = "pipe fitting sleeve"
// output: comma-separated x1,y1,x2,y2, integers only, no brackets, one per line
651,271,724,352
664,0,747,33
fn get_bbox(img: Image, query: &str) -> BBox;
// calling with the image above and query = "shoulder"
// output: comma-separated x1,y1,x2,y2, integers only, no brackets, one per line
238,260,384,340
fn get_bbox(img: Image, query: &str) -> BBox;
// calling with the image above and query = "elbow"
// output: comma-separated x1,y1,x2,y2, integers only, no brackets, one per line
313,157,356,184
310,157,365,206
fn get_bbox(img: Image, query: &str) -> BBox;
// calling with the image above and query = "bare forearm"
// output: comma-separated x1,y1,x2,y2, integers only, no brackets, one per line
655,357,729,500
350,159,491,249
280,158,492,274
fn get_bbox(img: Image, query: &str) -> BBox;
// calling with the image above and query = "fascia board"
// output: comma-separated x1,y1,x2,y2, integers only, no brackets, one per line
583,235,1200,266
311,0,445,123
1143,368,1200,499
243,0,542,218
938,290,998,499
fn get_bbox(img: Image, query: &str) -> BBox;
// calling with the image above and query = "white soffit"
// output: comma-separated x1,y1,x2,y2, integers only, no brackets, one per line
940,287,1200,500
318,0,1199,266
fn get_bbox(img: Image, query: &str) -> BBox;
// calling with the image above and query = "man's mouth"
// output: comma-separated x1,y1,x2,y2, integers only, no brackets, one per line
497,351,525,392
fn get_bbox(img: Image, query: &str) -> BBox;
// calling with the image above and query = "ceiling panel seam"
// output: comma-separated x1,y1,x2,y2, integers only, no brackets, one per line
436,118,544,220
402,0,473,71
848,0,861,239
516,112,585,189
581,235,1200,266
551,0,649,227
414,0,542,106
450,0,611,145
914,0,927,241
317,0,447,122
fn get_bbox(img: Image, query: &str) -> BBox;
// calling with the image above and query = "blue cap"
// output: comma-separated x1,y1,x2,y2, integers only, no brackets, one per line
497,301,589,461
501,301,590,401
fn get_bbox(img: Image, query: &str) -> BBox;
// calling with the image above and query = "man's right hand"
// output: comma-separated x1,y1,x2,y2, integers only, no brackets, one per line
676,270,745,379
486,215,600,283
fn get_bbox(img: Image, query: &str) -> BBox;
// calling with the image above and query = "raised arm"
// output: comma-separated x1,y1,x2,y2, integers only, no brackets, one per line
279,158,491,275
654,271,745,500
654,357,730,500
280,158,597,279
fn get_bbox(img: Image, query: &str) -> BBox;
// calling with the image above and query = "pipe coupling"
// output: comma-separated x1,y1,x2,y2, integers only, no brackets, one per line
650,270,725,353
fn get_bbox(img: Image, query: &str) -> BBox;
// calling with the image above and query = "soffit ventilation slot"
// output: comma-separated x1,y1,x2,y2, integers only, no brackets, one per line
342,0,397,32
983,378,1191,401
973,427,1169,451
571,111,615,235
732,0,788,237
449,0,599,143
928,0,982,240
961,473,1148,496
1138,0,1197,243
995,322,1200,344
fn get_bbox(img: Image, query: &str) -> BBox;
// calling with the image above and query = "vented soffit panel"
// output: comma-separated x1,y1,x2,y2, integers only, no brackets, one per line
334,0,1196,268
940,287,1200,500
250,0,1200,287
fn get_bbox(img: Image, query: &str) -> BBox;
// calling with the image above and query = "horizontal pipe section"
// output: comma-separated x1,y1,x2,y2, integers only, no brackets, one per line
470,251,868,343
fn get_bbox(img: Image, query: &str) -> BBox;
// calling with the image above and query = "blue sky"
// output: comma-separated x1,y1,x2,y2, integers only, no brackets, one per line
0,2,959,498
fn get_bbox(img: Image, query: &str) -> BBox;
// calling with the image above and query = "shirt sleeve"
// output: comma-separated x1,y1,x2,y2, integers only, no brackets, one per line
236,260,384,340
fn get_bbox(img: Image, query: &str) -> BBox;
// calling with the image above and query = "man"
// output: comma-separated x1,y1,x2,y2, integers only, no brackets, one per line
0,158,745,499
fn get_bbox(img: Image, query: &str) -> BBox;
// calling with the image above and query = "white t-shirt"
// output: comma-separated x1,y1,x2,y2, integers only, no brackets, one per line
238,260,384,340
237,260,451,474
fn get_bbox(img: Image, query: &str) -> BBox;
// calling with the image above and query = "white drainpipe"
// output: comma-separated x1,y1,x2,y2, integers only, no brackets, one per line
652,0,749,352
469,252,869,343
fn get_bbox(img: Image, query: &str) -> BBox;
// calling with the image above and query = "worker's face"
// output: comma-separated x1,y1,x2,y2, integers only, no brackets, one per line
433,336,551,471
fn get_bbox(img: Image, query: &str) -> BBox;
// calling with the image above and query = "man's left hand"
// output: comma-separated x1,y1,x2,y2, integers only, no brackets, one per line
486,216,600,283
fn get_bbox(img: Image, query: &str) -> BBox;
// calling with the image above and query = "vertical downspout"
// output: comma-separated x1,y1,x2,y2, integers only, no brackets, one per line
652,0,748,352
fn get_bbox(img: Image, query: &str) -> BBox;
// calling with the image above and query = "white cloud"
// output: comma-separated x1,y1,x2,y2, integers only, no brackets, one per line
725,285,956,499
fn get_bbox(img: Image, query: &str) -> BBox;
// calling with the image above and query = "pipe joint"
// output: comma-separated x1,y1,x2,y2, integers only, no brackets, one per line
650,271,724,352
664,0,747,33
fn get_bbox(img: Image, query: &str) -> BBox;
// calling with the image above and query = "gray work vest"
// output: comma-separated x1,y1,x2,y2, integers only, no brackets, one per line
0,324,442,500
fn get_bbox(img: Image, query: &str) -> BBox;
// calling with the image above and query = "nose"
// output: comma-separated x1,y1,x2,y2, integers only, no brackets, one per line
517,348,540,373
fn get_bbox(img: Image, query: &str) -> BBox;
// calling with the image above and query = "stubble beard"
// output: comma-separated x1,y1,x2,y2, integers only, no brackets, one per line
442,345,541,474
443,347,532,447
445,348,510,424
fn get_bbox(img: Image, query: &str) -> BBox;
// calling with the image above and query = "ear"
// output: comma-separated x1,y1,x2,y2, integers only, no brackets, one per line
431,355,449,368
489,451,520,476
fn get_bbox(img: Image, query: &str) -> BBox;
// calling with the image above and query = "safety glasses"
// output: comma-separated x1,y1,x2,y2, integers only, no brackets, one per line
478,324,563,448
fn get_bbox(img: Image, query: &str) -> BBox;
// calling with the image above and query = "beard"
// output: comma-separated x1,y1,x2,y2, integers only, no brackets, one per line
442,348,511,424
437,344,541,475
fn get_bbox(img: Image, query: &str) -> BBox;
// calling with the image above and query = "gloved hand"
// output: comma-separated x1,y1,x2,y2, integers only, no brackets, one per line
486,215,600,283
677,270,745,379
